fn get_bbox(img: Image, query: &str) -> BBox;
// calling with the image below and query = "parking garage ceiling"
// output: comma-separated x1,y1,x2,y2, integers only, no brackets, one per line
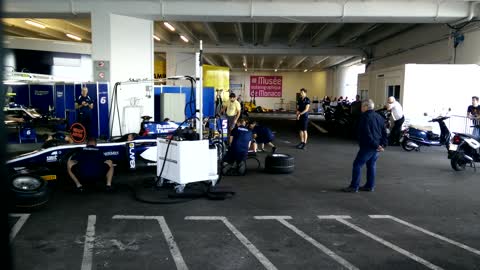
3,0,479,71
2,18,420,71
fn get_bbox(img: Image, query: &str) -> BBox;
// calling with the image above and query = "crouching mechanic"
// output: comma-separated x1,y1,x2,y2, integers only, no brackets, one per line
223,118,252,175
248,121,277,153
67,137,114,192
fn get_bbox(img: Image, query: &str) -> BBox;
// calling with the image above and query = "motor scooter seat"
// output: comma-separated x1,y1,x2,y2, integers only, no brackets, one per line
409,124,433,132
456,133,480,142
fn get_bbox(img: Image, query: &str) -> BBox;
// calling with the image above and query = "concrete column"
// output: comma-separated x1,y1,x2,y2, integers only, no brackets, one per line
91,11,154,136
91,11,154,85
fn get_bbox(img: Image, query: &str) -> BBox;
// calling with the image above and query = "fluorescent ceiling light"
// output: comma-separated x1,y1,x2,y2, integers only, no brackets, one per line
164,22,175,31
180,35,189,43
25,19,46,29
274,69,278,72
303,69,308,72
243,63,246,67
66,33,82,41
153,35,160,41
244,68,248,72
4,80,27,85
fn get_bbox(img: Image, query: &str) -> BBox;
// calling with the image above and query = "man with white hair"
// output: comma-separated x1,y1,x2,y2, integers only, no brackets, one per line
343,99,388,192
385,96,404,146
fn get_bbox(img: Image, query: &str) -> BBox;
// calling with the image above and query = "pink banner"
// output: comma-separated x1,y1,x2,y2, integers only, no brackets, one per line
250,76,282,97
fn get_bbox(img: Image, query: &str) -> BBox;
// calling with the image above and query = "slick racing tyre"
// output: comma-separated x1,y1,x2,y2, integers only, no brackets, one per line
10,174,50,210
265,153,295,174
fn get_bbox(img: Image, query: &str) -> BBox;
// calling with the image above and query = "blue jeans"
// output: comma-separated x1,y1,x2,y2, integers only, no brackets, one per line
350,149,379,189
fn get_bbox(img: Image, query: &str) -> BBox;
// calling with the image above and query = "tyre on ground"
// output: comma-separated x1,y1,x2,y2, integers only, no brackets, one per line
265,153,295,174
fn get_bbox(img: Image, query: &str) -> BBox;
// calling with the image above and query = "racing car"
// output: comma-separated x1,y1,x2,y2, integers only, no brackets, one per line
6,116,228,209
5,103,67,142
7,137,158,209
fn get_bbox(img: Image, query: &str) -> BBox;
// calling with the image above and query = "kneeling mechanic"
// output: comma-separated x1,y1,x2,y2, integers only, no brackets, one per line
67,137,114,192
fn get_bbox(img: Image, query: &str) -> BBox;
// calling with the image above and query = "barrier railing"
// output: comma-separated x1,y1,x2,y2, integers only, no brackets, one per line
446,115,477,135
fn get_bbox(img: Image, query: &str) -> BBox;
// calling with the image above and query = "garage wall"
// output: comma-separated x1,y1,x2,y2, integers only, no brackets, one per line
368,24,480,72
229,71,329,110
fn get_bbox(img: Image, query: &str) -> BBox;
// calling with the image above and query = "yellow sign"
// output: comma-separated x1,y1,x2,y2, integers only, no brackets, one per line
203,64,230,100
154,59,166,80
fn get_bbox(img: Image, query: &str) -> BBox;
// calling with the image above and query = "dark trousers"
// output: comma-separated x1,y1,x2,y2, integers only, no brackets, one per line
79,115,91,138
350,148,379,189
389,116,405,145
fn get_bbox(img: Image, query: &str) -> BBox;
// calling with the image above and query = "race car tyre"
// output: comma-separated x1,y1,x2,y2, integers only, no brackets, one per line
265,153,295,174
10,174,50,210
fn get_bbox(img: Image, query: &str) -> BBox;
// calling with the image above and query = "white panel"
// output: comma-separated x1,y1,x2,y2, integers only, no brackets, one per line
160,93,186,122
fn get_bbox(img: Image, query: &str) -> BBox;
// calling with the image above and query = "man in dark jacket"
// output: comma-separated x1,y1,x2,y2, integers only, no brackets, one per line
343,99,388,192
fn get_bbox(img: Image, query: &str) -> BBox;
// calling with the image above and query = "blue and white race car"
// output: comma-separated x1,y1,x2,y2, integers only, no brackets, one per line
7,137,158,209
7,116,228,209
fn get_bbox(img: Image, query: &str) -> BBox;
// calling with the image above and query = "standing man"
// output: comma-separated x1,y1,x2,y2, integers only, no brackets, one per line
222,92,242,139
343,99,388,193
76,87,94,137
296,88,311,149
385,96,404,146
467,96,480,136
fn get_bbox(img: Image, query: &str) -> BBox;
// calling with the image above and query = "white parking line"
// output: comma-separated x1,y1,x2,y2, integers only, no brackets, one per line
255,216,359,270
81,215,96,270
113,215,188,270
370,215,480,256
319,216,444,270
9,213,30,241
186,216,278,270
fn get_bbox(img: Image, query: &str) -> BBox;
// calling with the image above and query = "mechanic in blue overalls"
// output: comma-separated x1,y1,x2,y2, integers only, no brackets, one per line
76,87,94,137
248,121,277,153
67,137,114,192
223,118,252,167
296,88,311,150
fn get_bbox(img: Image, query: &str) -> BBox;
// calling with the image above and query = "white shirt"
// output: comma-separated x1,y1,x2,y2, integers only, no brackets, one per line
389,101,404,120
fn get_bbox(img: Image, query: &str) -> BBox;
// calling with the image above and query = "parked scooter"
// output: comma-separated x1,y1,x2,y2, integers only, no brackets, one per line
448,132,480,171
400,111,451,152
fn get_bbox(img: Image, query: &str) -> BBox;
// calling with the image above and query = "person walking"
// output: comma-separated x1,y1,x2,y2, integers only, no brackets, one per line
386,96,404,146
343,99,388,193
296,88,311,149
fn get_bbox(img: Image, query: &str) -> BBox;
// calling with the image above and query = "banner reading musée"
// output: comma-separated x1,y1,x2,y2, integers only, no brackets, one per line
250,76,282,97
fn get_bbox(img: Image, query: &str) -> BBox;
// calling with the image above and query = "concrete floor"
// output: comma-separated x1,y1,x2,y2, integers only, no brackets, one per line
8,119,480,270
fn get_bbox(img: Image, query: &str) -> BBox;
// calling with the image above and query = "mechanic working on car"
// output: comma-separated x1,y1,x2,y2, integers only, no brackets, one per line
223,118,252,166
67,137,114,192
248,121,277,153
76,87,94,137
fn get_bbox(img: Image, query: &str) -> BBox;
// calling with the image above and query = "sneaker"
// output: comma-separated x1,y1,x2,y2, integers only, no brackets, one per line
75,185,84,193
105,185,115,192
258,148,265,152
296,142,304,149
359,186,374,192
272,146,277,153
298,143,306,150
341,187,358,193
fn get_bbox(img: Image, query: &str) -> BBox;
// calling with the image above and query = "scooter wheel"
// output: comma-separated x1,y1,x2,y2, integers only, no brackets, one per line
451,156,467,171
401,140,416,152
